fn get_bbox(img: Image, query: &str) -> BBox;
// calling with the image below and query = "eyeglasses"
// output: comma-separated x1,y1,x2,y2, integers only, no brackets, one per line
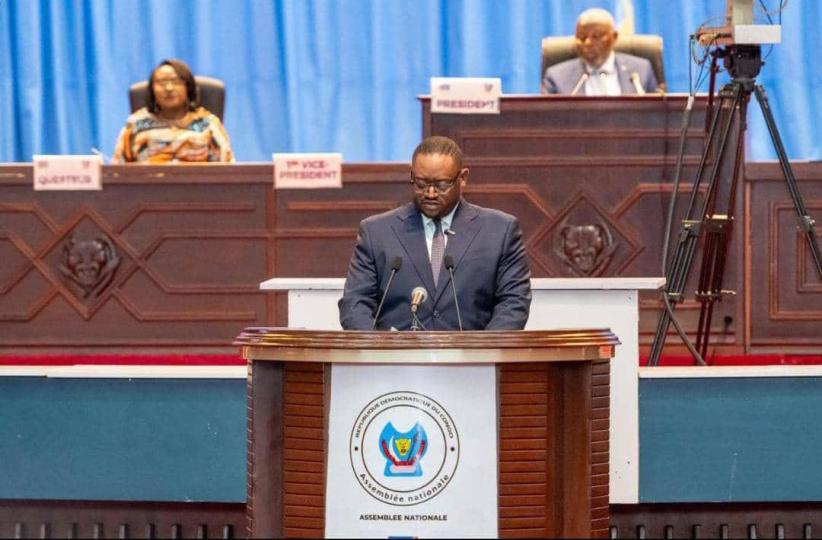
411,172,461,193
577,31,609,41
154,77,185,87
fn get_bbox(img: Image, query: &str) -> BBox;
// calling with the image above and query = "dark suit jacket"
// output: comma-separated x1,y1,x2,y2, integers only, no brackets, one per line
339,201,532,331
542,51,658,94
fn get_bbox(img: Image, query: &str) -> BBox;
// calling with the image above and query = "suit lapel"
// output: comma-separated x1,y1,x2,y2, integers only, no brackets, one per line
391,204,436,297
433,201,482,305
570,60,586,94
615,54,634,94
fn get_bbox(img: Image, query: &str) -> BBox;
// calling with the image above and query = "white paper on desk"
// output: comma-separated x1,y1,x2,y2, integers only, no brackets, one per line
430,77,501,115
32,155,102,191
273,152,342,189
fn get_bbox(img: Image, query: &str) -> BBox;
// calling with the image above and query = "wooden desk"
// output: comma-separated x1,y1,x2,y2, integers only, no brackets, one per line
0,163,408,354
1,144,819,354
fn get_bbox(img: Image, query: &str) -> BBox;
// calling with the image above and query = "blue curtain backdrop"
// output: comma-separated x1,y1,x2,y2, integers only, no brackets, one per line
0,0,818,163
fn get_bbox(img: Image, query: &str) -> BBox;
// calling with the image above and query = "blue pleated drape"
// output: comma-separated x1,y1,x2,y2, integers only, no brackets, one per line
0,0,818,162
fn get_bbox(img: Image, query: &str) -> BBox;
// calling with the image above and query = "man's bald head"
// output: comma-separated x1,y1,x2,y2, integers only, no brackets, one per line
574,8,618,68
577,8,616,28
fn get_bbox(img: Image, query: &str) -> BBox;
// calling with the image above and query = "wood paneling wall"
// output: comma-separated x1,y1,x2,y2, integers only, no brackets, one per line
745,162,822,352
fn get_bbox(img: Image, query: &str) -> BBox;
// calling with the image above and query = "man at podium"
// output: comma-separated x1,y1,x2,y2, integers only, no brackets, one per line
339,136,531,331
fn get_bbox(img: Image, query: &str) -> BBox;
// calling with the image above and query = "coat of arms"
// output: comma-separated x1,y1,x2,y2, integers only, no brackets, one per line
379,421,428,477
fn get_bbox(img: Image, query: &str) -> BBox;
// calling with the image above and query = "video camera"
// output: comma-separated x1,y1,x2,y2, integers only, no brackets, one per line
695,0,782,46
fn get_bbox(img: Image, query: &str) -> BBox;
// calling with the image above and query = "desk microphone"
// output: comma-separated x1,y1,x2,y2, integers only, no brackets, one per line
571,72,589,96
443,255,463,331
410,286,428,314
371,256,402,330
409,286,428,331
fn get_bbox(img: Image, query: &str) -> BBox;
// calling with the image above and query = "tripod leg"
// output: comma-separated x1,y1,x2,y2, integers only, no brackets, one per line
648,310,671,365
694,93,746,361
695,217,732,361
648,85,743,366
649,90,732,366
696,299,715,361
648,222,699,365
681,85,740,223
695,231,718,358
753,85,822,278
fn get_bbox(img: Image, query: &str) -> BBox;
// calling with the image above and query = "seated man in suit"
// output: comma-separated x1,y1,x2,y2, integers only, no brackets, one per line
542,8,658,95
339,136,532,331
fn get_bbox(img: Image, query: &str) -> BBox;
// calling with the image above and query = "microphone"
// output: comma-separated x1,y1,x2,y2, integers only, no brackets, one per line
630,72,646,95
409,286,428,331
443,256,463,331
445,229,456,236
410,286,428,314
371,256,402,330
571,72,589,96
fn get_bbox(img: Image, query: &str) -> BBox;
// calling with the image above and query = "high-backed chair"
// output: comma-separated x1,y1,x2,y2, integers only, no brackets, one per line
540,34,666,92
128,76,226,120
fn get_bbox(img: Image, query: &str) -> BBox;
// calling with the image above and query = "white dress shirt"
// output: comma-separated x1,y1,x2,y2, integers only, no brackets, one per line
584,51,621,96
421,203,457,259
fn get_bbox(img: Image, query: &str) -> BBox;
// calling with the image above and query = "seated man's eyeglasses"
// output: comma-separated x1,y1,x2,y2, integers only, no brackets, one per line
411,172,460,193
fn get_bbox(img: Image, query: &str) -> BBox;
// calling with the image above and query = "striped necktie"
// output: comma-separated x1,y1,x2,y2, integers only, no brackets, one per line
431,219,444,288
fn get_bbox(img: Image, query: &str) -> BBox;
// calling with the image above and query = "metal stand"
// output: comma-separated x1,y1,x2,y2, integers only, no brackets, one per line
648,45,822,366
410,310,426,331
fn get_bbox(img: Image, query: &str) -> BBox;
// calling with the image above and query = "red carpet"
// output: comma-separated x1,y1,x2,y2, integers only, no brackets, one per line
640,354,822,366
0,354,245,366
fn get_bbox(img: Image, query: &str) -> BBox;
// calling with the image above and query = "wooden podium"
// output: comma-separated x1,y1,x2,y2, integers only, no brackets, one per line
237,328,618,538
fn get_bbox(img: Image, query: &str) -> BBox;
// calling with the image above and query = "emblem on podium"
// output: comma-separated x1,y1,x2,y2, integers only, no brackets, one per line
379,421,428,477
349,390,460,506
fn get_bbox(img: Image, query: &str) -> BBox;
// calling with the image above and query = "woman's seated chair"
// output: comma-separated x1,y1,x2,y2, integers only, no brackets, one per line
128,76,226,120
541,34,666,92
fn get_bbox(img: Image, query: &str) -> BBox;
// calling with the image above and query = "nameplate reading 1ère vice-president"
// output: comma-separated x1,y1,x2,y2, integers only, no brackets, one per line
32,155,103,191
273,153,342,189
430,77,501,115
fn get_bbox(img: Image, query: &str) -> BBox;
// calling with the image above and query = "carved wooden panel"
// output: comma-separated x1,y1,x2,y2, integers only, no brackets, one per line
498,359,610,538
745,162,822,351
0,165,272,353
497,364,554,536
0,164,409,353
590,361,611,536
282,363,327,538
2,123,818,356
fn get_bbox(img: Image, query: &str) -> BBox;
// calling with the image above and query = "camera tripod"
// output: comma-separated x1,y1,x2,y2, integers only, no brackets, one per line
647,44,822,366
